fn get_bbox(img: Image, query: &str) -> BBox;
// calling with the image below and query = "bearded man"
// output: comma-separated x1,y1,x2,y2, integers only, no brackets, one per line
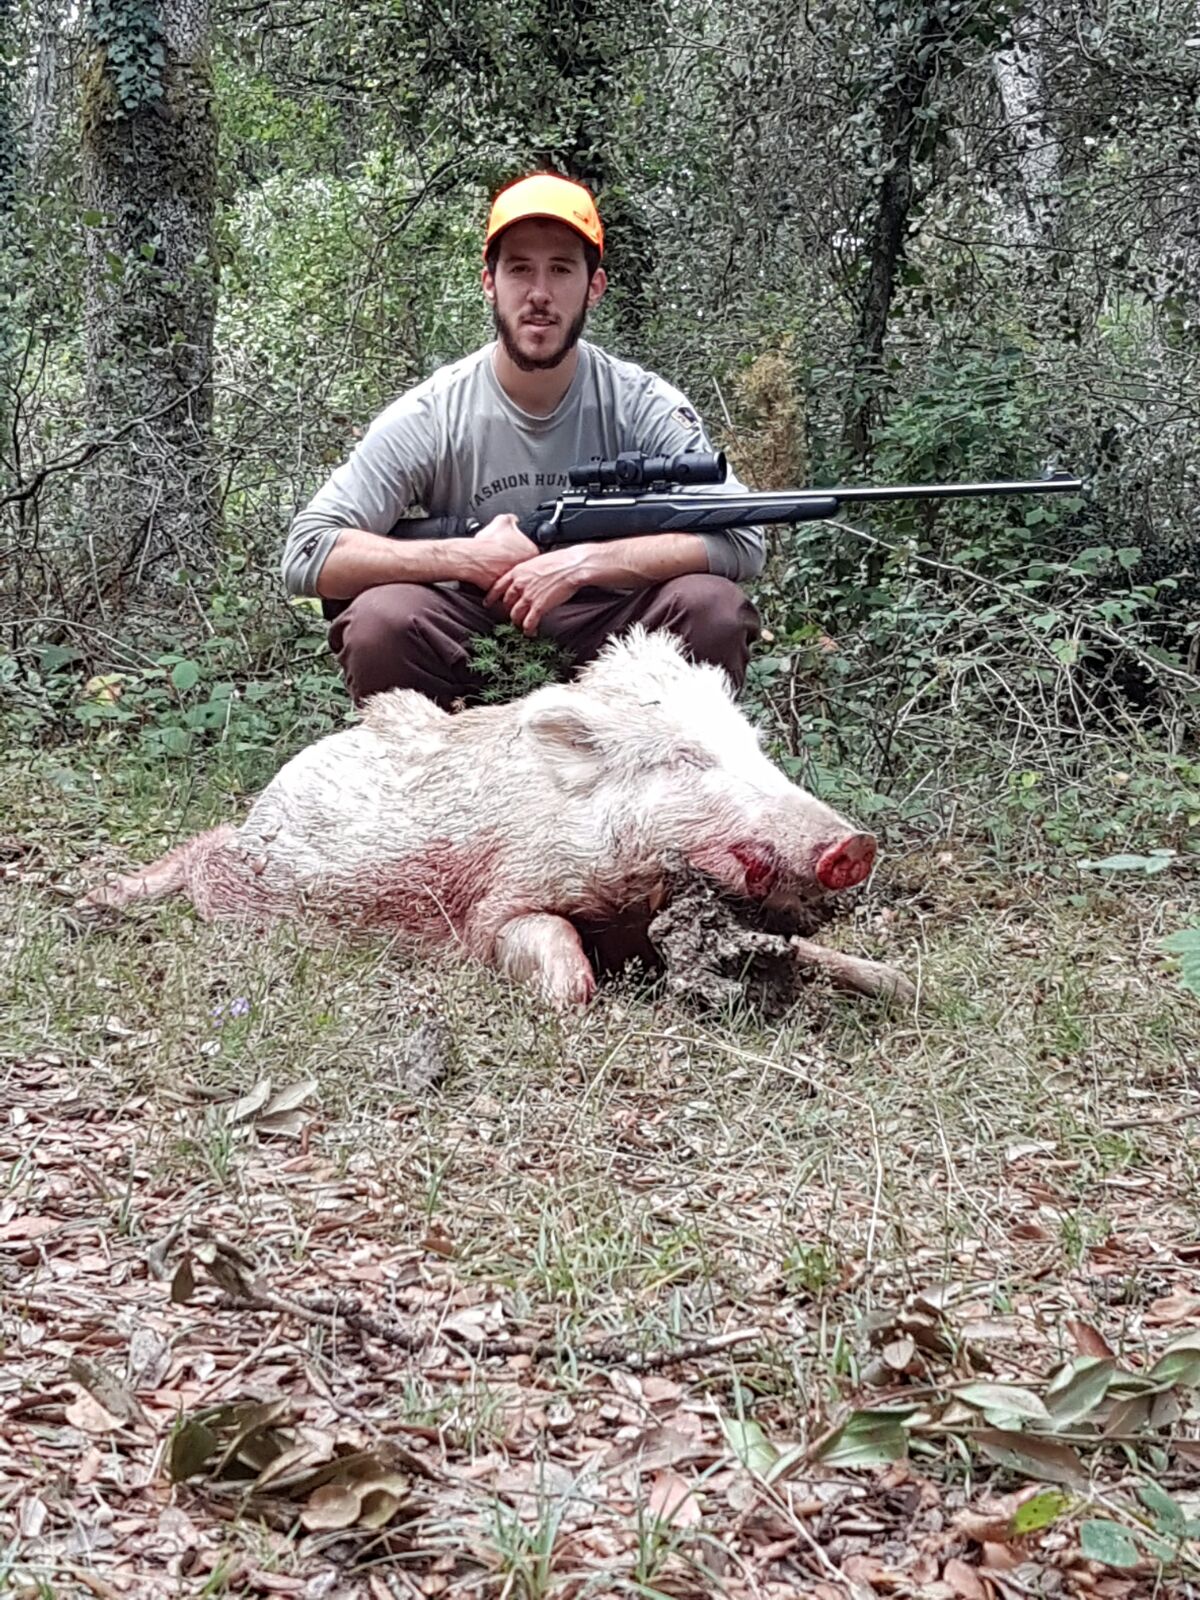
283,172,764,709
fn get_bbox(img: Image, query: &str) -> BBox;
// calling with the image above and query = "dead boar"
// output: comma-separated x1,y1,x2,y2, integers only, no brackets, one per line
81,628,881,1007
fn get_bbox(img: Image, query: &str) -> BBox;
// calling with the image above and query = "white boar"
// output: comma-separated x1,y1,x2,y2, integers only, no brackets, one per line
82,629,879,1007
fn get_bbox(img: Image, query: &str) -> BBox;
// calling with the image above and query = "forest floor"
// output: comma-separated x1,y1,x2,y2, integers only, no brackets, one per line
3,757,1200,1599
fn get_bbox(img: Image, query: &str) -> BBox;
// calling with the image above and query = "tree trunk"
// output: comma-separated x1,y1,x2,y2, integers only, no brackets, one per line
0,0,22,483
842,6,946,463
992,4,1060,246
30,0,70,183
80,0,217,621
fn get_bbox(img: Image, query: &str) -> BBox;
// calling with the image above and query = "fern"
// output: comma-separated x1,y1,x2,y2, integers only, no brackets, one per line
468,625,571,705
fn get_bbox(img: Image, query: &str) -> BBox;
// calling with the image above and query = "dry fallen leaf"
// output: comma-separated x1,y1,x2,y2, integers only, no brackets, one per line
1066,1319,1116,1358
226,1078,274,1124
604,1423,714,1472
641,1376,684,1405
1005,1141,1056,1163
64,1387,123,1434
18,1495,49,1539
127,1324,173,1390
1145,1290,1200,1326
0,1215,60,1244
68,1354,147,1425
648,1468,703,1528
441,1307,489,1343
843,1552,901,1590
260,1077,319,1117
980,1541,1019,1572
943,1557,988,1599
301,1482,363,1531
255,1108,310,1139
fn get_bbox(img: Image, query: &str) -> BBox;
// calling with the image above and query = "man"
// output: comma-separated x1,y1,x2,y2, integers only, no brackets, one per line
283,172,764,709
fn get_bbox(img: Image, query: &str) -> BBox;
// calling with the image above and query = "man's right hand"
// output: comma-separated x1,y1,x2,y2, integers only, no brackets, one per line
456,514,540,592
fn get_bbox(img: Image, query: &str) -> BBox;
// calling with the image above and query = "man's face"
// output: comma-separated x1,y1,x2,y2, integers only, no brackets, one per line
483,219,607,373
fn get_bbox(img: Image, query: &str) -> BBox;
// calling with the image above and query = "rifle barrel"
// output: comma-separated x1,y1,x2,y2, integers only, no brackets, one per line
796,475,1084,506
559,475,1083,519
697,476,1084,514
541,474,1085,546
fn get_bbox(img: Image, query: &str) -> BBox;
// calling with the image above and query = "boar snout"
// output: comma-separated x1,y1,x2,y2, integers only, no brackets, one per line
814,832,876,891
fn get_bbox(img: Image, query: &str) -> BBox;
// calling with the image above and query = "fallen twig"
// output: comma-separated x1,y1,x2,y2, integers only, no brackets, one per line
222,1288,763,1371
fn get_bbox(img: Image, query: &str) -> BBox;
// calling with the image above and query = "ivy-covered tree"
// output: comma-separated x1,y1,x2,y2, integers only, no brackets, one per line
81,0,217,619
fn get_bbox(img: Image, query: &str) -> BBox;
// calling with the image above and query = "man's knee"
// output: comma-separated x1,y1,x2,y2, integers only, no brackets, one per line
330,584,457,705
647,575,760,686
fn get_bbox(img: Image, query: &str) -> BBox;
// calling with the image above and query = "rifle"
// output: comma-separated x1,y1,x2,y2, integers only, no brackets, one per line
321,452,1084,618
402,449,1083,546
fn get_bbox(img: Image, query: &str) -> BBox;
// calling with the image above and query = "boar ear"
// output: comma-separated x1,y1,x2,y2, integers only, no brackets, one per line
520,691,605,792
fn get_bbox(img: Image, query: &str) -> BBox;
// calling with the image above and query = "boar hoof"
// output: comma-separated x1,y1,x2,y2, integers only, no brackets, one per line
540,961,597,1011
494,912,597,1010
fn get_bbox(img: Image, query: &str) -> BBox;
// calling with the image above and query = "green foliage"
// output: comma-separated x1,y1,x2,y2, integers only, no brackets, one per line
1,579,343,795
86,0,166,115
1079,1519,1141,1568
468,625,571,705
1080,1490,1200,1574
1078,850,1175,874
781,1241,840,1298
1160,924,1200,999
1010,1490,1071,1535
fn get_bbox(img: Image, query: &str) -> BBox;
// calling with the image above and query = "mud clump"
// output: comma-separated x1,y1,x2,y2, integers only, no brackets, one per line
645,872,914,1018
647,873,840,1019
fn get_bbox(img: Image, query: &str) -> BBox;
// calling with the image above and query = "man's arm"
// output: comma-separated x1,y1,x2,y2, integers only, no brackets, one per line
568,532,709,588
317,518,539,600
284,392,452,599
486,532,709,635
313,530,476,598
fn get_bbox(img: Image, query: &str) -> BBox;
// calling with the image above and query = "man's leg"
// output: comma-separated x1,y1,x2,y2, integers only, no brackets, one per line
328,584,495,709
540,574,761,690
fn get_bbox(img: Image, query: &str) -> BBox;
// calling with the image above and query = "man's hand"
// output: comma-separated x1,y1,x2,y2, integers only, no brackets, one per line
457,514,540,591
486,545,593,635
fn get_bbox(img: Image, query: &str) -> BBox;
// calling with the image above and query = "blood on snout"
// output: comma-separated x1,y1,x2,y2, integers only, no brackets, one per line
730,843,779,897
814,833,876,892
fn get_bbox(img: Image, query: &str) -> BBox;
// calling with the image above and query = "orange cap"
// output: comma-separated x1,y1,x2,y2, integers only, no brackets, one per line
483,174,604,261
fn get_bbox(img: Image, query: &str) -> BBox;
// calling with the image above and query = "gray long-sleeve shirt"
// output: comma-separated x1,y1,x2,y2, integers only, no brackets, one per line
282,340,765,596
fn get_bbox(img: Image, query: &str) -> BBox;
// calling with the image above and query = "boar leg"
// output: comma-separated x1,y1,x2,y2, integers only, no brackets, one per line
790,936,917,1006
78,826,237,910
494,913,597,1009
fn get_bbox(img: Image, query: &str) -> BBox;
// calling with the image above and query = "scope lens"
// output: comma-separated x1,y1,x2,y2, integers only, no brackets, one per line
671,451,726,484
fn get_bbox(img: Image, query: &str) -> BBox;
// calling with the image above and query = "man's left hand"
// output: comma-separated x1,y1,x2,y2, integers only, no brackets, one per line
486,546,593,635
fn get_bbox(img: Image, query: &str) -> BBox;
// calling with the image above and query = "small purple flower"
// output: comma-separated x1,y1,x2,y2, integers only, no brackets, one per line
210,1002,225,1028
229,997,251,1019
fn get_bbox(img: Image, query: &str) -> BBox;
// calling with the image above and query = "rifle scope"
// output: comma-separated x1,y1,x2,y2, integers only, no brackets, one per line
568,450,727,492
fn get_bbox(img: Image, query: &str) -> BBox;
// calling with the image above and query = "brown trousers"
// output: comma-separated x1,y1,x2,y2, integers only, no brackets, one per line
328,575,761,710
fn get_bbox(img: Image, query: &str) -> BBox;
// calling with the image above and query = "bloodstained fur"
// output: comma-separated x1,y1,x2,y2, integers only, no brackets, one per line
185,829,504,945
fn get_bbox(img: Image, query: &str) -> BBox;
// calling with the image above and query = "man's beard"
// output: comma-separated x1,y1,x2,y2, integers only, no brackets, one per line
492,297,589,373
